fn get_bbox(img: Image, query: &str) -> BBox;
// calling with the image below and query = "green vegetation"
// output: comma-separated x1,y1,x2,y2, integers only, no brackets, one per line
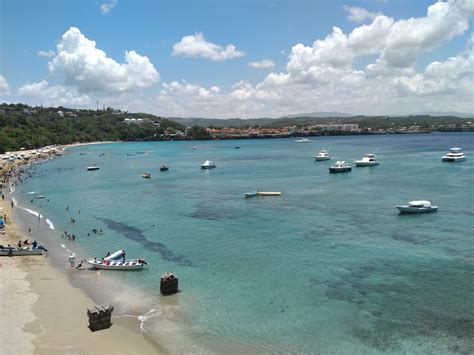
186,125,213,140
0,103,186,153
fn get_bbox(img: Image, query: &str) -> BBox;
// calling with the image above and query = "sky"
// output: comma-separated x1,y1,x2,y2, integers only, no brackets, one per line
0,0,473,118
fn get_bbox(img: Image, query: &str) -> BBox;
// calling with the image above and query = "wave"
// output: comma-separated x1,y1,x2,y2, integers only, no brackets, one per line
138,308,162,333
14,203,55,230
45,218,55,230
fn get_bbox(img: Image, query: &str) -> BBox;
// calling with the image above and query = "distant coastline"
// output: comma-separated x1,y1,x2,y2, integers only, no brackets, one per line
1,102,473,153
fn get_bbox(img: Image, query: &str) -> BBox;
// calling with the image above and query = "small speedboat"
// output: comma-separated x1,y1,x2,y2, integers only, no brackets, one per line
235,146,241,149
86,258,147,270
160,165,169,171
295,138,311,143
329,161,352,173
315,149,330,161
87,166,100,171
396,200,438,213
201,160,216,169
355,153,379,166
36,195,45,199
442,147,466,162
86,250,147,270
0,247,45,256
142,173,151,179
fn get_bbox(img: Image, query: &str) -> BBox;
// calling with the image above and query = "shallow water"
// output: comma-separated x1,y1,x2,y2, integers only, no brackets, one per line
13,133,474,353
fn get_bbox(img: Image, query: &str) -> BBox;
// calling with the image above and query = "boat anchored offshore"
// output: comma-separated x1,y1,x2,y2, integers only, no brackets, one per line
315,149,330,161
160,165,169,171
245,191,282,197
355,153,379,166
87,166,100,171
295,138,311,143
86,250,147,270
442,147,466,162
142,173,151,179
201,160,216,169
396,200,438,214
329,161,352,173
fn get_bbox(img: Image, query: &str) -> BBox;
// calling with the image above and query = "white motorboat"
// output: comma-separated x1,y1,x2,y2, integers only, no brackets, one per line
442,147,466,162
86,250,147,270
87,166,100,171
355,153,379,166
315,149,330,161
201,160,216,169
295,138,311,143
0,247,44,256
86,258,147,270
396,200,438,213
329,161,352,173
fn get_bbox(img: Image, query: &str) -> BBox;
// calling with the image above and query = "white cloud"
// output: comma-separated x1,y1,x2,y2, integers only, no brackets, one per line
172,32,246,61
18,80,92,107
100,0,117,14
344,6,382,23
37,50,56,57
14,1,474,118
249,59,275,69
48,27,159,94
0,75,10,94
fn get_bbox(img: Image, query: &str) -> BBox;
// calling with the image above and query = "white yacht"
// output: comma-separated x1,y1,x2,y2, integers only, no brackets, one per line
329,161,352,173
442,147,466,162
201,160,216,169
355,153,379,166
295,138,311,143
315,149,330,161
396,200,438,214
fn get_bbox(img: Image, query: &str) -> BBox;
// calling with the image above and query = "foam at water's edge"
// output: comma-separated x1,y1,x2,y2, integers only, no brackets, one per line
45,219,55,230
11,201,55,230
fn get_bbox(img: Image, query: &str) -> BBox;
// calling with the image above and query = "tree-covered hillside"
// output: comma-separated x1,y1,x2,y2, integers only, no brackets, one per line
0,103,187,152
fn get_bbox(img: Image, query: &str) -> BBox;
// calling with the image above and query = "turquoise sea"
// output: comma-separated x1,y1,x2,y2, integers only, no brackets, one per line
12,133,474,353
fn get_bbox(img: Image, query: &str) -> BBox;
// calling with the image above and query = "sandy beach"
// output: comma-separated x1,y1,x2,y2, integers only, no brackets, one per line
0,149,160,355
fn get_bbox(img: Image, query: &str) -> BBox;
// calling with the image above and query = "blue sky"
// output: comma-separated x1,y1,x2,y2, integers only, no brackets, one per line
1,0,473,117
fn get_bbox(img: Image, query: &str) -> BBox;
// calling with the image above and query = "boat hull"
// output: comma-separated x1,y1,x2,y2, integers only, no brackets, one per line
396,206,438,213
329,167,352,173
442,157,466,162
256,192,282,196
86,260,146,270
0,248,43,256
355,161,379,166
315,156,330,161
201,165,216,169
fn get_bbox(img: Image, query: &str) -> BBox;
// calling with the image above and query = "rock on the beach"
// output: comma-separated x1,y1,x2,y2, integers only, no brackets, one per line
87,303,113,332
160,272,179,295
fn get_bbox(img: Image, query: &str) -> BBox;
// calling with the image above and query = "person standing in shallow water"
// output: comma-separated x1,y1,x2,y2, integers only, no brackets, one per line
68,253,76,267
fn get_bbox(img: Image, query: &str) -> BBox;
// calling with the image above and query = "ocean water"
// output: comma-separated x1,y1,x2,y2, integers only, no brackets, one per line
12,133,474,353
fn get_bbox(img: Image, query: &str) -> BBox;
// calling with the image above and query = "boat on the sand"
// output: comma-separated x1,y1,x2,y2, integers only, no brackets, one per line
86,250,147,270
0,247,45,256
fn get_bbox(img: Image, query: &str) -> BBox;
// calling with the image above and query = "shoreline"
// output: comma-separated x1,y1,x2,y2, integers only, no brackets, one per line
0,147,163,354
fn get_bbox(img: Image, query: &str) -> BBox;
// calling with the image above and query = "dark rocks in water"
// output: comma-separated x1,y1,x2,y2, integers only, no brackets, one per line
95,217,193,267
87,303,113,332
160,272,179,295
